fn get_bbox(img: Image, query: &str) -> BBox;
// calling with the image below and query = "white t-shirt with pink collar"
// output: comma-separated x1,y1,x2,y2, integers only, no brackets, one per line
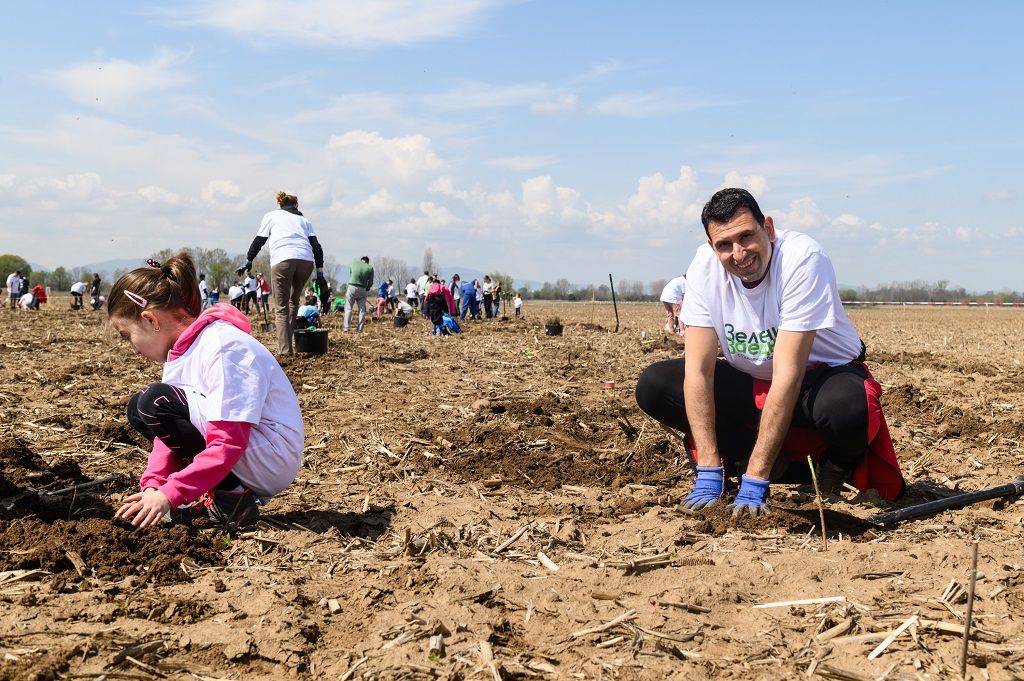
161,319,304,499
682,229,862,381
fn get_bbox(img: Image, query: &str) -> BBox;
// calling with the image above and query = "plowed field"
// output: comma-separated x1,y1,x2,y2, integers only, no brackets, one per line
2,300,1023,680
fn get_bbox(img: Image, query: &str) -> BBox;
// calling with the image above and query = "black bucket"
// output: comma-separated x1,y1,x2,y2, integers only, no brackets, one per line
394,315,409,328
545,324,564,336
294,328,328,355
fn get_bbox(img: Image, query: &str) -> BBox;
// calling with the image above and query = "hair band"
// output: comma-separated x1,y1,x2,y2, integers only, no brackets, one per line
145,258,177,282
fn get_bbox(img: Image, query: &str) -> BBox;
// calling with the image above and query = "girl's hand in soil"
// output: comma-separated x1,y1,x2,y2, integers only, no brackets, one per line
115,488,171,528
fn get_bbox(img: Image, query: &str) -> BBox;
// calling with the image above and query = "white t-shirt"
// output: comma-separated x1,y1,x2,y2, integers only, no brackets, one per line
256,209,316,267
482,281,494,294
415,275,429,294
406,283,418,299
244,276,258,293
161,320,304,497
199,279,209,298
228,285,244,301
514,296,523,309
397,301,413,316
6,274,22,295
660,276,687,304
682,229,862,381
19,293,34,308
70,281,86,295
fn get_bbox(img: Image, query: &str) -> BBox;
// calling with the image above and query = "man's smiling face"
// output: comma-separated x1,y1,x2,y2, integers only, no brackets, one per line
707,209,776,287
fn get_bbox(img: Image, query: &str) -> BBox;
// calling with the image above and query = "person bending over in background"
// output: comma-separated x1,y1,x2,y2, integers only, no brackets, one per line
635,188,905,520
70,280,86,310
660,275,687,335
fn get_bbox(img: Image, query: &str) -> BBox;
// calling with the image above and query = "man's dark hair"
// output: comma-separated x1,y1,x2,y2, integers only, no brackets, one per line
360,256,370,263
700,188,765,238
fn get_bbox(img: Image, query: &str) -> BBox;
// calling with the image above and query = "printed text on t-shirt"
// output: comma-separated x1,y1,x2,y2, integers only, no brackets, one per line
724,323,778,358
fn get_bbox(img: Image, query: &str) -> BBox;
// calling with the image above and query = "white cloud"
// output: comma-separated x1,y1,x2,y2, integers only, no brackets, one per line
48,49,191,108
521,176,586,230
326,130,445,186
831,213,864,229
137,186,181,205
721,171,768,197
589,165,703,240
583,59,622,80
289,92,402,124
881,220,978,248
592,90,731,117
171,0,507,47
329,189,461,235
774,197,825,231
987,190,1010,201
200,179,259,211
9,172,105,201
423,81,559,111
487,155,558,171
530,93,578,114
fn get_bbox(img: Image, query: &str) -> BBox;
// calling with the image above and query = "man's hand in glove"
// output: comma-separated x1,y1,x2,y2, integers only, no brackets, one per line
680,465,724,510
729,475,770,517
235,260,252,276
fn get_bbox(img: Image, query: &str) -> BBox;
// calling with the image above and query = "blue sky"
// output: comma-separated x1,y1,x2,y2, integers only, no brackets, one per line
2,1,1021,290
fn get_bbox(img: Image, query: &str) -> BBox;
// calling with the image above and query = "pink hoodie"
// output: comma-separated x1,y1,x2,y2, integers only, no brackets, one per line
140,304,254,507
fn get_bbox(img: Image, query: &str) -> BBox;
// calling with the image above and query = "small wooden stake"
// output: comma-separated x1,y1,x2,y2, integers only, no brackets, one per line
960,539,980,678
753,596,845,609
807,456,828,551
867,614,918,660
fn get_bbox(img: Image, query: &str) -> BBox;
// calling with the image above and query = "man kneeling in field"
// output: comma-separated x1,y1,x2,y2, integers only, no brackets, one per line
636,188,905,517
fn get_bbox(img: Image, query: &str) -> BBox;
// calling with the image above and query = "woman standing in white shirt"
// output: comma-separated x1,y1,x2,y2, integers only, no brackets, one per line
239,192,327,355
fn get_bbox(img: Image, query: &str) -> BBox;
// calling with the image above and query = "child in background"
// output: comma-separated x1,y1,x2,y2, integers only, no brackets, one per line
296,303,320,329
513,293,523,318
109,254,304,529
424,280,451,335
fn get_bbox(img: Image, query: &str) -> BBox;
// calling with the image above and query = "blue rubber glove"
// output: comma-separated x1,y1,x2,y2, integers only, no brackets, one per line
316,271,328,288
680,466,724,510
729,475,771,517
235,260,252,276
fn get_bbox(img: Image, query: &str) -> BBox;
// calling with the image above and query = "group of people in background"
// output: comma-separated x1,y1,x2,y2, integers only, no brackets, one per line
7,190,539,350
5,269,100,311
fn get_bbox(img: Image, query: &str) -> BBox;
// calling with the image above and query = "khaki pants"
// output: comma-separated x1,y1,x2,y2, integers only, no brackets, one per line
344,285,367,332
271,259,314,354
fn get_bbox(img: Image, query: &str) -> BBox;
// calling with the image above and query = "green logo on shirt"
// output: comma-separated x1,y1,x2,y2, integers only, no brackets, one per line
724,323,778,358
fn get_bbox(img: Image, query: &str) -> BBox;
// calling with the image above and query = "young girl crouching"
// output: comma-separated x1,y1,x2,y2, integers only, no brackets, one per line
109,254,304,529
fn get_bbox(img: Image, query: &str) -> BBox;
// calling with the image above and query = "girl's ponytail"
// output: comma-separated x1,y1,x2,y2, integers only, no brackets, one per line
108,251,201,320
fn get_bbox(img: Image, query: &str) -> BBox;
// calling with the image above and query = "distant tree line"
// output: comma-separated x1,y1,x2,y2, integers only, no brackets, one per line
13,251,1013,306
525,278,666,302
838,280,1024,304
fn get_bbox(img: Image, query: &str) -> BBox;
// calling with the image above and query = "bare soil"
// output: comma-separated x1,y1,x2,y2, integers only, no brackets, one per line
2,300,1024,680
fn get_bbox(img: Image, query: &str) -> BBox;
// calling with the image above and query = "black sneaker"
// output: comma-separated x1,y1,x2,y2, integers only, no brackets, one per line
167,488,261,530
817,461,852,495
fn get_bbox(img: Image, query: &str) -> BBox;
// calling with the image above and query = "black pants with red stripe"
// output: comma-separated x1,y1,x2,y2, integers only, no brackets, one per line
126,383,241,491
635,359,871,480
